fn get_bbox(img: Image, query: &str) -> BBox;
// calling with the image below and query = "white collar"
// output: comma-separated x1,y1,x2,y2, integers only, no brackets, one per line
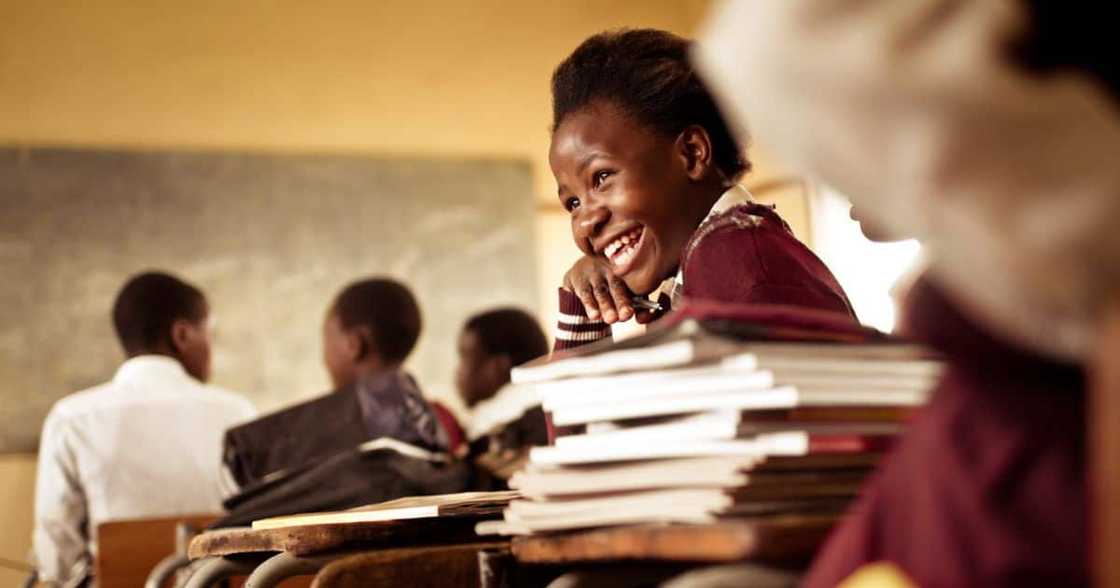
113,355,193,385
657,185,755,304
707,184,755,220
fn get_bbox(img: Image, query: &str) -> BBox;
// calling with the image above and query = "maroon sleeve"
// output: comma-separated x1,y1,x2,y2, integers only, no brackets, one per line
801,471,886,586
681,213,857,320
552,287,612,354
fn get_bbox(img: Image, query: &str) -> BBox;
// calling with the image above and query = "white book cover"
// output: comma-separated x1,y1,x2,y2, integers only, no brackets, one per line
529,430,874,466
554,415,902,451
251,490,521,530
540,365,775,411
512,329,745,384
510,455,758,497
466,382,541,439
549,387,927,427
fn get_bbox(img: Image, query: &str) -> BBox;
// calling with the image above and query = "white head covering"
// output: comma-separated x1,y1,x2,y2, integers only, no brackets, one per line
694,0,1120,360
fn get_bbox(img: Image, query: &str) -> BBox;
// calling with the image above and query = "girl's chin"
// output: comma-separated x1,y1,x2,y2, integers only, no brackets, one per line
622,272,663,298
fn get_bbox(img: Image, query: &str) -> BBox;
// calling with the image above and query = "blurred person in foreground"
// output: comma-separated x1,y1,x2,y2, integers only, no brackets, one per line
695,1,1119,585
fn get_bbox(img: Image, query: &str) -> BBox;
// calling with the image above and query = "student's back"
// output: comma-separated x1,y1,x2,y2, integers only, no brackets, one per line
224,370,445,489
37,357,252,531
33,272,255,586
222,277,447,491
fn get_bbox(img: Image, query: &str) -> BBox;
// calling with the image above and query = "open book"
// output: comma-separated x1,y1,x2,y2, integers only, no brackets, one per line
251,490,521,530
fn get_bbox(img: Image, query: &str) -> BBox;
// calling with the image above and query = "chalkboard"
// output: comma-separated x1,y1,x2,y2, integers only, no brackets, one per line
0,147,539,453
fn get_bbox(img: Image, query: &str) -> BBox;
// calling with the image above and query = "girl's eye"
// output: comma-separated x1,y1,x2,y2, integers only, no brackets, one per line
592,170,612,189
564,196,581,212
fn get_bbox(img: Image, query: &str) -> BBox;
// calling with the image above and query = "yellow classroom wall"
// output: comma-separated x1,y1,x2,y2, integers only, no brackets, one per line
0,455,37,584
0,0,810,570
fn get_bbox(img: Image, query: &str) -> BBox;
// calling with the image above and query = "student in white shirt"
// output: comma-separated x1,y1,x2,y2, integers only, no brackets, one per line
32,271,256,587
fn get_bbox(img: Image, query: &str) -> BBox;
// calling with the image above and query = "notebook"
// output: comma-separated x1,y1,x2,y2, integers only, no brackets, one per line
251,490,521,530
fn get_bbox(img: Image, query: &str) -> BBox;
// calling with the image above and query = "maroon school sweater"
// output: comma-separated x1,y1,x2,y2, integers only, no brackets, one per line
553,202,856,352
803,278,1087,587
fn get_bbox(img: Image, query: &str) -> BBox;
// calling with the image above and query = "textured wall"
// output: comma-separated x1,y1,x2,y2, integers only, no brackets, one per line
0,146,538,452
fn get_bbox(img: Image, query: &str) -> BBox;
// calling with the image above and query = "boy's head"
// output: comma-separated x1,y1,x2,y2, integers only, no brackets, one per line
112,271,212,382
456,308,548,408
549,28,750,295
322,277,421,390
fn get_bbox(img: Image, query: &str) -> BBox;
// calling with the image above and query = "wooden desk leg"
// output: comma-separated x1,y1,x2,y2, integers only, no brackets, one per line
478,547,513,588
245,552,329,588
1092,301,1120,588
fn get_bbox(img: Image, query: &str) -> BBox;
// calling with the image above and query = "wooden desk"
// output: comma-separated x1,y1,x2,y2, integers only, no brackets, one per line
187,518,507,588
511,514,838,565
187,511,834,586
189,517,483,560
310,542,507,588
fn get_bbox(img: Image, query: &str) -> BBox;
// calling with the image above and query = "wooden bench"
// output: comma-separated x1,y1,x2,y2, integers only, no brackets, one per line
96,514,218,588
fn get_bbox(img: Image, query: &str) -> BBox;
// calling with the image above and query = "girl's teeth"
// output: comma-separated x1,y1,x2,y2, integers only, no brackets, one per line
614,246,635,267
604,228,642,267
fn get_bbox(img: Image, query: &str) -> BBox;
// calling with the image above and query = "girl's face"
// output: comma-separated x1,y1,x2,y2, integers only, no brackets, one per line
549,102,714,295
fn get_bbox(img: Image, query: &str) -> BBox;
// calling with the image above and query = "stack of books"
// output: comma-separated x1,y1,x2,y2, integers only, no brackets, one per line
478,305,942,536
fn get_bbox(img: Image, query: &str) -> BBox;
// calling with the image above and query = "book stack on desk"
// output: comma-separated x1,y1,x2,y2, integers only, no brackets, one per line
477,303,942,536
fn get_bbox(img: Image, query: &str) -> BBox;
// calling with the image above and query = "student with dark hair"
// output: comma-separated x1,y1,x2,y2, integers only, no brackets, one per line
548,29,856,351
454,308,551,480
456,307,549,409
223,277,447,490
33,271,256,587
322,279,422,392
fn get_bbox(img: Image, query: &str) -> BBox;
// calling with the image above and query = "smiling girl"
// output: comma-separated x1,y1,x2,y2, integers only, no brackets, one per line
550,29,856,351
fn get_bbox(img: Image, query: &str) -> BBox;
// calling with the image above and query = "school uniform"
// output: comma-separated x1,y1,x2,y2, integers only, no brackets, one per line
554,185,856,351
222,369,447,490
33,355,256,587
804,278,1086,587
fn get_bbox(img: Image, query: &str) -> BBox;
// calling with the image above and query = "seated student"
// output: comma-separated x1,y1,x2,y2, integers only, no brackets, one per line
547,29,857,352
455,308,550,453
694,1,1120,584
456,307,549,409
222,277,447,490
32,271,256,587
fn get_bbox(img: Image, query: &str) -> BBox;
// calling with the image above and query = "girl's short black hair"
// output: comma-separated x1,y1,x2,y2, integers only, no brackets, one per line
333,278,421,364
551,28,750,181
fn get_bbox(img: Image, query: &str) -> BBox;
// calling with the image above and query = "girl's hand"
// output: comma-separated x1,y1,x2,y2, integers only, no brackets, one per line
562,256,634,324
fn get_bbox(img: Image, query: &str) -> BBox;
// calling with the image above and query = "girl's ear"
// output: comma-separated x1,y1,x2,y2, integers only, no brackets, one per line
676,125,715,182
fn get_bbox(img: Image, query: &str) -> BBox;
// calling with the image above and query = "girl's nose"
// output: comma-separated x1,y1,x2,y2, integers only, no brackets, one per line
573,203,610,250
